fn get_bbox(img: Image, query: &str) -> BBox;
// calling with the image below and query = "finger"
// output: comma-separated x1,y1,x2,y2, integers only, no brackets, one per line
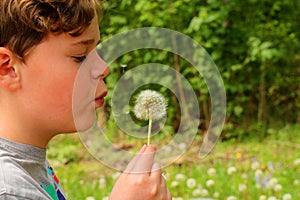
160,174,167,189
166,189,172,200
131,145,156,174
150,163,162,183
124,144,147,173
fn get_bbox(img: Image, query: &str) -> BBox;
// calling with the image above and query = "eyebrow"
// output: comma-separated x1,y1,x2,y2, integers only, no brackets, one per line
72,39,101,46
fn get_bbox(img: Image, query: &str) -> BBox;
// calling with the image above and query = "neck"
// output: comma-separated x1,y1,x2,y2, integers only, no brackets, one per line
0,131,50,149
0,104,52,149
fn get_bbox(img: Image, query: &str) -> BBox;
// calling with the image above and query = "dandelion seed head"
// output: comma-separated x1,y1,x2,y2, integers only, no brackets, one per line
266,178,278,189
98,177,106,189
251,161,260,170
226,196,237,200
267,196,277,200
241,173,248,179
186,178,197,188
178,142,187,150
238,183,247,192
175,173,186,181
133,90,167,121
255,169,263,178
294,158,300,165
171,181,179,187
227,166,237,175
207,168,216,176
259,195,267,200
213,192,220,198
199,189,208,196
273,184,282,192
206,179,215,187
283,193,292,200
293,179,300,185
256,183,262,189
192,189,201,196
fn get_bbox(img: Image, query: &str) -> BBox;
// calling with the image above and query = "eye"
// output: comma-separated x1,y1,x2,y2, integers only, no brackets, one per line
73,55,87,63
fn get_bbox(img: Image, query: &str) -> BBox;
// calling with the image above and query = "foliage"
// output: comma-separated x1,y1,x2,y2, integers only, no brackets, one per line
98,0,300,140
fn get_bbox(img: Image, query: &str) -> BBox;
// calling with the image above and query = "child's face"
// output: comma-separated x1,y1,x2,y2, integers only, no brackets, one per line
19,17,109,135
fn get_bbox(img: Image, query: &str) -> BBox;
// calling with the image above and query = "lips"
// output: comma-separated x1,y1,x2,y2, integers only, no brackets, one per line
95,91,107,108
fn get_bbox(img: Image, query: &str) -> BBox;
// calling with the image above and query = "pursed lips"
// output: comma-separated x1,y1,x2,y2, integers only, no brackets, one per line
94,91,107,108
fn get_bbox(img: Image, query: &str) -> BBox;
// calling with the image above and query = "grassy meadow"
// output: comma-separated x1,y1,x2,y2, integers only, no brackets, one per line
47,124,300,200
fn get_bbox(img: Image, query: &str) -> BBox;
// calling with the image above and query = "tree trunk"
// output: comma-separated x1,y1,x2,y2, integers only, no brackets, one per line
257,65,267,127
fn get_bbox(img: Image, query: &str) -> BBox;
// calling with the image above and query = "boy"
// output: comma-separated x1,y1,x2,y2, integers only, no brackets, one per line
0,0,171,199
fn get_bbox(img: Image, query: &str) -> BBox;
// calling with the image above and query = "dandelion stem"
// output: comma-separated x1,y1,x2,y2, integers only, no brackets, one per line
147,117,153,145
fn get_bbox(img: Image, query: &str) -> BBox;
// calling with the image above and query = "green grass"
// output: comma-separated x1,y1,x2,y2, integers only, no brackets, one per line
47,124,300,200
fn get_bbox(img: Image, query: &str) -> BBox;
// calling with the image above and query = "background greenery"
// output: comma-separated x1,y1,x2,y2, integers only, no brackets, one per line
48,0,299,199
99,0,299,140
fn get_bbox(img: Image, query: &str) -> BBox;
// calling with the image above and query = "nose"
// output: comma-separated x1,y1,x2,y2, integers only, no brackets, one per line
88,49,110,79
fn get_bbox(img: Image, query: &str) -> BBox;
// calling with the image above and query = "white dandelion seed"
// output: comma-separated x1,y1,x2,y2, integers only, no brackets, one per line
273,184,282,192
267,196,277,200
171,181,179,187
282,193,292,200
227,166,237,175
178,142,187,150
255,169,263,178
238,183,247,192
251,162,260,170
186,178,197,188
256,183,262,189
133,90,167,145
241,173,248,179
266,178,278,189
192,189,202,196
226,196,237,200
98,177,106,189
259,195,267,200
200,189,209,196
207,168,216,176
294,158,300,165
206,179,215,187
213,192,220,198
175,173,186,181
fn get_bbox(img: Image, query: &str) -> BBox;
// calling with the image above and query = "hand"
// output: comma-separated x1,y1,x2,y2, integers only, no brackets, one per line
109,145,172,200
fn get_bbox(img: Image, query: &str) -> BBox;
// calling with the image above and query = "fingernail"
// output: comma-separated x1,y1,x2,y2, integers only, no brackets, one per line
139,144,147,153
145,145,156,152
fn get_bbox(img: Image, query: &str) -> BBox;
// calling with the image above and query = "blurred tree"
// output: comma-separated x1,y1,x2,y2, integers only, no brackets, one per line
99,0,300,139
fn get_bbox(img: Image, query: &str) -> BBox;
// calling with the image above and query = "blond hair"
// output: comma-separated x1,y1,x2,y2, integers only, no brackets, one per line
0,0,101,59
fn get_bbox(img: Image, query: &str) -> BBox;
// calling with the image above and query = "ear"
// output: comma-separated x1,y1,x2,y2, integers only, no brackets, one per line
0,47,21,91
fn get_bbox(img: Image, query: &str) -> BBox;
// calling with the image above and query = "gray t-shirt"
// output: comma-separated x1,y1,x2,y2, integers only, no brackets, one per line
0,138,66,200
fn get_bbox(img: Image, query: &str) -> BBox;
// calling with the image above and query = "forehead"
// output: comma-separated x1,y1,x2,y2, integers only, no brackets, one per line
69,17,101,47
22,17,100,62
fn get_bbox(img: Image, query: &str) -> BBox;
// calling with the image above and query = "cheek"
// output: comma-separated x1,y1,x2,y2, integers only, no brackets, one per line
72,65,97,105
72,67,98,131
32,75,76,121
37,65,78,110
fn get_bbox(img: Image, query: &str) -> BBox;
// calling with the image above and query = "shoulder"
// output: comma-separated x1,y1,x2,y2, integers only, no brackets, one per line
0,157,52,200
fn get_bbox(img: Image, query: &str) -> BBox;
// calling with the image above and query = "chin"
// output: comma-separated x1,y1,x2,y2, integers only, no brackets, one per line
73,112,97,132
